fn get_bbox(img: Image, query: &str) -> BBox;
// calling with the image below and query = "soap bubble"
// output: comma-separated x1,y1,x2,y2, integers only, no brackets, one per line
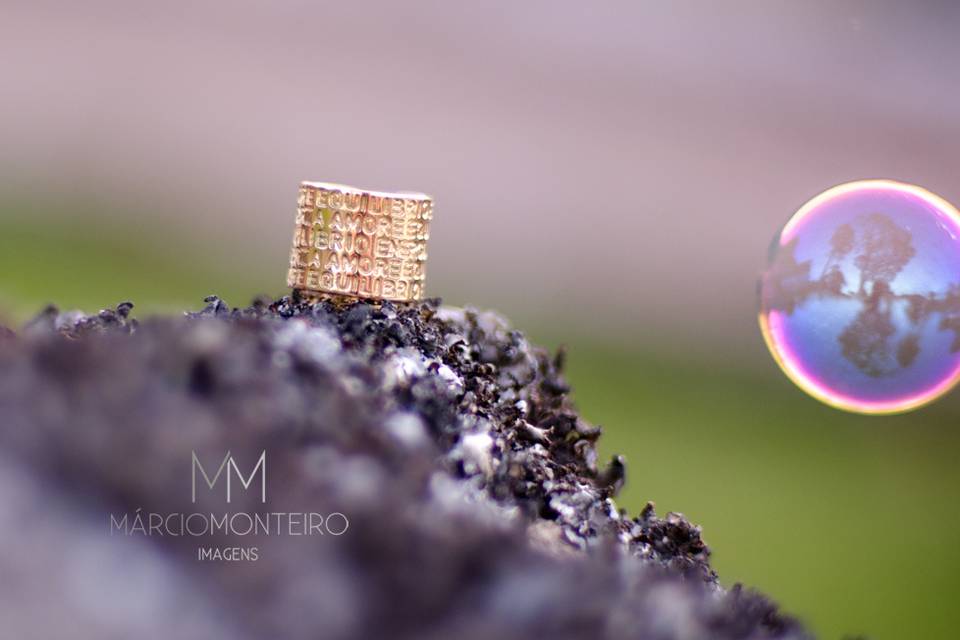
758,180,960,414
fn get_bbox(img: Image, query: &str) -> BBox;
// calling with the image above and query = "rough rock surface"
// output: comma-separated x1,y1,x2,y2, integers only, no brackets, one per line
0,294,811,640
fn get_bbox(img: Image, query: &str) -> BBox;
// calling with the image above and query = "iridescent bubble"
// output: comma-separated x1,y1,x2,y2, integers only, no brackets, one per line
758,180,960,414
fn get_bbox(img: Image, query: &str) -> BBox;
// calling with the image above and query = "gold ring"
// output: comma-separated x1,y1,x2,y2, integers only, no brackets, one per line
286,181,433,302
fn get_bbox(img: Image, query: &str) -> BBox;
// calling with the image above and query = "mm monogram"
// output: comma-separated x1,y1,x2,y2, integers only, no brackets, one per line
191,451,266,504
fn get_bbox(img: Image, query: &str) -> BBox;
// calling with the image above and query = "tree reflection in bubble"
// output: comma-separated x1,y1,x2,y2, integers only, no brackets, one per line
759,180,960,414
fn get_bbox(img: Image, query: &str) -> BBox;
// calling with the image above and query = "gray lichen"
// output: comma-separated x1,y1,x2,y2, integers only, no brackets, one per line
0,294,811,639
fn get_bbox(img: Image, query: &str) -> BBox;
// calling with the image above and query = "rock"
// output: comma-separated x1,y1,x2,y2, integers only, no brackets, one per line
0,296,811,639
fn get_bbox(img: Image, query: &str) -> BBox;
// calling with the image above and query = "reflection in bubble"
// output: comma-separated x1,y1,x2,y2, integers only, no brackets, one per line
758,180,960,414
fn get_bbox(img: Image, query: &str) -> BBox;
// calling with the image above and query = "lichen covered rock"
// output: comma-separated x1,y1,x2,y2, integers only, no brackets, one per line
0,295,810,639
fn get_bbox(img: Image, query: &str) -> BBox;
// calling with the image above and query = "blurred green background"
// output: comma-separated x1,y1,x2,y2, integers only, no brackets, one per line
2,200,959,640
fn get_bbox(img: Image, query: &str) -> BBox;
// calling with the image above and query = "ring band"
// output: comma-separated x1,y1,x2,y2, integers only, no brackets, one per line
287,182,433,302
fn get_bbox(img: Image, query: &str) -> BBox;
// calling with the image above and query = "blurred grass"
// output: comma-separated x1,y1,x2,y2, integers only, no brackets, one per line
0,197,279,321
2,202,959,639
560,343,960,640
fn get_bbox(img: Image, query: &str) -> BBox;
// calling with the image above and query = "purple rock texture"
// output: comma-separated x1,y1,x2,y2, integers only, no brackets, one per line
0,295,811,640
